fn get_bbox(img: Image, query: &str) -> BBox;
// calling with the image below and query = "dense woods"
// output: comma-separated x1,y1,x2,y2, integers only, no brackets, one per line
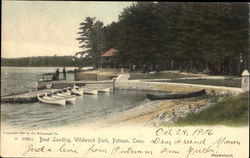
76,2,249,75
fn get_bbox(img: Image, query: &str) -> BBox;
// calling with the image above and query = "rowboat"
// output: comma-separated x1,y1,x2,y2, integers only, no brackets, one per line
56,92,71,97
65,86,83,96
68,85,80,90
146,89,206,100
56,90,71,96
61,89,72,95
98,88,110,93
83,89,98,95
50,93,76,104
74,85,80,89
71,88,84,96
37,94,66,106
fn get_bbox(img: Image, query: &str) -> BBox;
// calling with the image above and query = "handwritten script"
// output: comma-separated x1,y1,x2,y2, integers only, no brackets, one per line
2,127,245,158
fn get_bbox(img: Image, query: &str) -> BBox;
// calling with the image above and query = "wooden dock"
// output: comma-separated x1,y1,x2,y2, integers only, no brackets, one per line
1,81,114,104
1,89,60,103
38,80,114,89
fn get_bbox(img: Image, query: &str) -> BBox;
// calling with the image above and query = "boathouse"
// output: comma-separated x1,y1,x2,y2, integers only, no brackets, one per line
101,48,119,68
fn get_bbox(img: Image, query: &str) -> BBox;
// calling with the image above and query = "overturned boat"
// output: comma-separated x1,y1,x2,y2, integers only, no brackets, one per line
146,89,206,100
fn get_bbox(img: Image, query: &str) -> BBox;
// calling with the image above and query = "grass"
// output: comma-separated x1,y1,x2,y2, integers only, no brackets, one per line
129,72,197,80
130,71,241,87
167,79,241,88
164,92,249,126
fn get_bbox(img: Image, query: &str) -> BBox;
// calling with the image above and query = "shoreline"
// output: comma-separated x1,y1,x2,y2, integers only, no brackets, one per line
1,95,211,130
65,96,211,129
1,92,245,130
1,71,245,129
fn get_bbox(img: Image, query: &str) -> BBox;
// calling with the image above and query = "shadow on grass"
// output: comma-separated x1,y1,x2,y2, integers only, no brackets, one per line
167,79,241,88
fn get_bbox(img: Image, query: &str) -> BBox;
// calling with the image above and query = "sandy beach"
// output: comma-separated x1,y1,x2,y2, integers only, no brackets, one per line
73,96,209,128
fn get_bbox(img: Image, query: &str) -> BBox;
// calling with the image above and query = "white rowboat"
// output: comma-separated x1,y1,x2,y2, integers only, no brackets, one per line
53,90,71,96
56,92,71,97
37,94,66,106
84,90,98,95
50,94,76,104
71,89,84,96
98,88,110,93
66,86,84,96
74,85,80,89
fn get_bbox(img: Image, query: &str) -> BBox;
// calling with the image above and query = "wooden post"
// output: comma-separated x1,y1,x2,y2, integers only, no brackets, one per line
74,69,76,81
171,60,174,70
113,77,117,93
241,69,249,92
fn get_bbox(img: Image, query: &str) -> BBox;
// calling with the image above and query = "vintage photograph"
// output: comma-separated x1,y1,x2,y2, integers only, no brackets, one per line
1,1,249,157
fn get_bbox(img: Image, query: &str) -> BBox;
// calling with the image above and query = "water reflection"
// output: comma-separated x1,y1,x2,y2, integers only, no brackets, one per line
1,90,150,129
1,67,150,129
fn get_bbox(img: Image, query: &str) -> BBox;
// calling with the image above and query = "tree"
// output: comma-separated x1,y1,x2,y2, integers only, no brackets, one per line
117,2,166,70
100,2,249,74
76,17,104,68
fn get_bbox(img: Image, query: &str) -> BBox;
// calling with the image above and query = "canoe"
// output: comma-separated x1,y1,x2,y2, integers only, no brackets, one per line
146,89,206,100
50,94,76,104
84,89,98,95
98,88,110,93
37,94,66,106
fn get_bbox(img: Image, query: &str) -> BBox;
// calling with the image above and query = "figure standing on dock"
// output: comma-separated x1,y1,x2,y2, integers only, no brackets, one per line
56,68,60,80
63,67,66,80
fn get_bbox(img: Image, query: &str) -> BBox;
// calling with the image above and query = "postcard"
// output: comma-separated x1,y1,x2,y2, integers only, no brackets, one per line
1,1,249,158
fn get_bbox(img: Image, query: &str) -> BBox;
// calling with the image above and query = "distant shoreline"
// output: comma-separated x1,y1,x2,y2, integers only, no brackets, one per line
1,66,78,67
1,56,84,67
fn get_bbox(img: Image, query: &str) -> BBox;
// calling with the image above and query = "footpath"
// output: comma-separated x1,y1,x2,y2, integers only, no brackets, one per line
115,73,243,95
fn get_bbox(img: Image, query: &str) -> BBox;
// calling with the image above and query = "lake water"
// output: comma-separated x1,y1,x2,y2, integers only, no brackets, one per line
1,67,150,129
1,67,77,96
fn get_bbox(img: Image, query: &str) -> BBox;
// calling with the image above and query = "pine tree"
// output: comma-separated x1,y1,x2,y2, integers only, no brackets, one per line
76,17,104,68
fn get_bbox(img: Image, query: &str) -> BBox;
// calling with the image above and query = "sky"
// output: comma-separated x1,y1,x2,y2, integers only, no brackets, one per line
2,1,134,58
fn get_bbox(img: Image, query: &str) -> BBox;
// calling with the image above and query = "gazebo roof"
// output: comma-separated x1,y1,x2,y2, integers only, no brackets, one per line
101,48,118,57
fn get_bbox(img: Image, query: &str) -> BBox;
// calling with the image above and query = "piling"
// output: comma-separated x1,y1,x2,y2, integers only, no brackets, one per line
241,69,249,92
